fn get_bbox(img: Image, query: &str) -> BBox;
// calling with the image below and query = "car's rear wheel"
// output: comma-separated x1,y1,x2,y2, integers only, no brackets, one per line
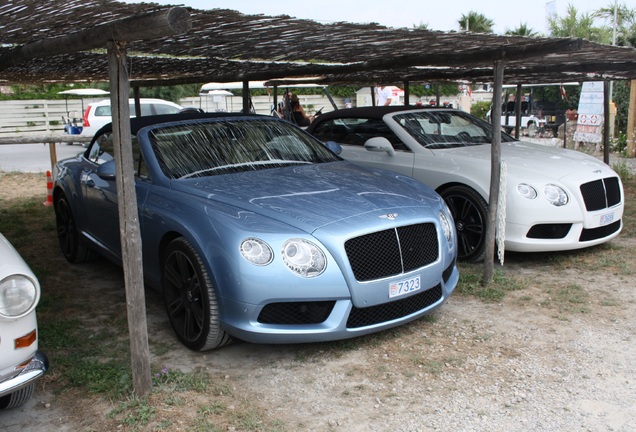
54,193,98,263
0,384,34,410
162,237,231,351
440,185,488,262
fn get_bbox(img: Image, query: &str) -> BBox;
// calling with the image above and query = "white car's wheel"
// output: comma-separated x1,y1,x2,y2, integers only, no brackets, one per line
440,185,488,262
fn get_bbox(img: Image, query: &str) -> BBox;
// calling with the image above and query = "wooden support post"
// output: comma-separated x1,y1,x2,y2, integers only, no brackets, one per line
403,80,410,106
603,81,610,165
242,81,250,113
514,84,522,139
107,41,152,397
628,79,636,158
483,60,505,285
47,142,57,173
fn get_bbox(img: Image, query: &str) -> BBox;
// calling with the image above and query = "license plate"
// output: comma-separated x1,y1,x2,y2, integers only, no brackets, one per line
389,275,421,299
600,211,615,226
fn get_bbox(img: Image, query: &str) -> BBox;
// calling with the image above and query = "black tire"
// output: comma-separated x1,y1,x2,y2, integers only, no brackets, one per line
440,185,488,262
54,193,98,263
0,384,34,410
162,237,231,351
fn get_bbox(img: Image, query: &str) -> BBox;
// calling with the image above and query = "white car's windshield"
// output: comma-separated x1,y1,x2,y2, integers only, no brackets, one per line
394,111,516,149
150,119,341,179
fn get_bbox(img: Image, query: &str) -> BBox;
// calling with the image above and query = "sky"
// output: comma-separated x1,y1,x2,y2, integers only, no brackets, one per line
121,0,627,35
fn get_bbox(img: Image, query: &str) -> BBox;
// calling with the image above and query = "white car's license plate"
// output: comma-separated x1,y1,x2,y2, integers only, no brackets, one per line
389,275,421,299
600,211,615,226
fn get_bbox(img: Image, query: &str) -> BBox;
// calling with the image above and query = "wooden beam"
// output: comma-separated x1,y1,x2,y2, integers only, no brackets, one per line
0,7,191,71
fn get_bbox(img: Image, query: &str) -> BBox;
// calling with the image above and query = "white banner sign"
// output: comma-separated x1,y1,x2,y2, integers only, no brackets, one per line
574,81,604,143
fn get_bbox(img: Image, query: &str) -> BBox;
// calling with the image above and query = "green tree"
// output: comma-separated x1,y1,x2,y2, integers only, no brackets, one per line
594,4,636,46
413,21,430,30
505,23,538,37
548,4,610,42
458,11,494,33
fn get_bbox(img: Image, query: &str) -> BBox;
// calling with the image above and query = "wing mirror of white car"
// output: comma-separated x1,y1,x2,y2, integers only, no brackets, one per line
96,160,116,180
324,140,342,155
364,137,395,156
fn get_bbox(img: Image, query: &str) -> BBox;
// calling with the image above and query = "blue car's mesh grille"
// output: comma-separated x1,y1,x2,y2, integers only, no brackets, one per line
258,301,336,325
347,284,443,328
345,223,439,282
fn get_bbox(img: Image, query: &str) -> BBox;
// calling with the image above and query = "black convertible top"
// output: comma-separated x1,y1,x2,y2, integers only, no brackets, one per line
306,105,440,132
91,111,264,139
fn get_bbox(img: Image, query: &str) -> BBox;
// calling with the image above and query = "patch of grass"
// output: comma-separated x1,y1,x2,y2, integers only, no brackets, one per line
108,395,155,428
456,265,526,302
612,160,632,182
548,283,591,314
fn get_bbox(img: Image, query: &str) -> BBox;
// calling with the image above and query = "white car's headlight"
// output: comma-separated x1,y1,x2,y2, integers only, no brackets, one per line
282,238,326,278
0,274,38,318
439,210,453,243
240,238,273,266
517,183,538,200
543,184,569,206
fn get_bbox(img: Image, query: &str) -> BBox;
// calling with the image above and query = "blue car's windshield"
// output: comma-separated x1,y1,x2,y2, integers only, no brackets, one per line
150,119,341,179
394,111,516,149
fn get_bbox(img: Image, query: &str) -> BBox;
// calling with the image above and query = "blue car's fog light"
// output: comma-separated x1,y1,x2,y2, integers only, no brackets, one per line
240,238,273,266
282,238,326,278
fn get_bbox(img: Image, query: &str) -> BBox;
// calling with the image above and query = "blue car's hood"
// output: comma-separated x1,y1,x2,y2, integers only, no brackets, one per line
171,162,437,232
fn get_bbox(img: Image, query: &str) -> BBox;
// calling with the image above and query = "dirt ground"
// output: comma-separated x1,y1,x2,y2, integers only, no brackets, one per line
1,171,635,431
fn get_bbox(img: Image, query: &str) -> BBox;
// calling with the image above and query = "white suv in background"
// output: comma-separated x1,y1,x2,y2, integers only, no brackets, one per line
81,98,183,137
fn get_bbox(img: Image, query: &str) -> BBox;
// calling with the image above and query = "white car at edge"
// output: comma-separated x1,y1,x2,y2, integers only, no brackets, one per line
80,98,183,137
307,106,624,262
0,233,48,409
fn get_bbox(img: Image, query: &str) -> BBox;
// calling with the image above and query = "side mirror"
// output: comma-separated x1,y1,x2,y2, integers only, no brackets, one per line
324,140,342,155
96,159,116,180
364,137,395,156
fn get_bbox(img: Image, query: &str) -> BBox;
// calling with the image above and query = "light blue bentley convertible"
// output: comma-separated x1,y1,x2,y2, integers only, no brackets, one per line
53,112,458,351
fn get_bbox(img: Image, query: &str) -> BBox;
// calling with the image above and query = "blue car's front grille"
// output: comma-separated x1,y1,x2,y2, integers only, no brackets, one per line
344,223,439,282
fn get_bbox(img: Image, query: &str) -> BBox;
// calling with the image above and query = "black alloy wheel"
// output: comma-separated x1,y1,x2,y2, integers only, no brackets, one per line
54,194,97,263
162,237,230,351
440,185,488,262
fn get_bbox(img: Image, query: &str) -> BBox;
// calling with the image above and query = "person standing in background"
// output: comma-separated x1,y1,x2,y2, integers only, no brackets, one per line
376,85,392,106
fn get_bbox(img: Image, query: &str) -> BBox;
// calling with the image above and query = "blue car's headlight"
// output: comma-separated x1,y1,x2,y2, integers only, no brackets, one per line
439,210,453,243
282,238,326,278
240,238,273,266
543,184,569,206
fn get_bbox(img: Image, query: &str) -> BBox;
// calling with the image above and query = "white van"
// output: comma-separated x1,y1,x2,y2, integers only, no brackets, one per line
81,98,183,137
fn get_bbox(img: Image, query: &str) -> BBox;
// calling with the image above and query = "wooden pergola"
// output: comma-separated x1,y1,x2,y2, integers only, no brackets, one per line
3,0,636,397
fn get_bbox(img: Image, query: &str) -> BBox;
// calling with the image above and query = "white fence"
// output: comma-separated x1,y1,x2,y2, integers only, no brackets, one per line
0,94,347,137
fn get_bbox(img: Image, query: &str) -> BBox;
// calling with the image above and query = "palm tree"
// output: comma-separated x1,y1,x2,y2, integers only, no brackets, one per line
548,4,610,43
457,11,494,33
505,23,538,37
413,21,430,30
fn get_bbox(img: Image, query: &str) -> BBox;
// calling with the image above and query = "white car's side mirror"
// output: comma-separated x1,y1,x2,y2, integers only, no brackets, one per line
364,137,395,156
